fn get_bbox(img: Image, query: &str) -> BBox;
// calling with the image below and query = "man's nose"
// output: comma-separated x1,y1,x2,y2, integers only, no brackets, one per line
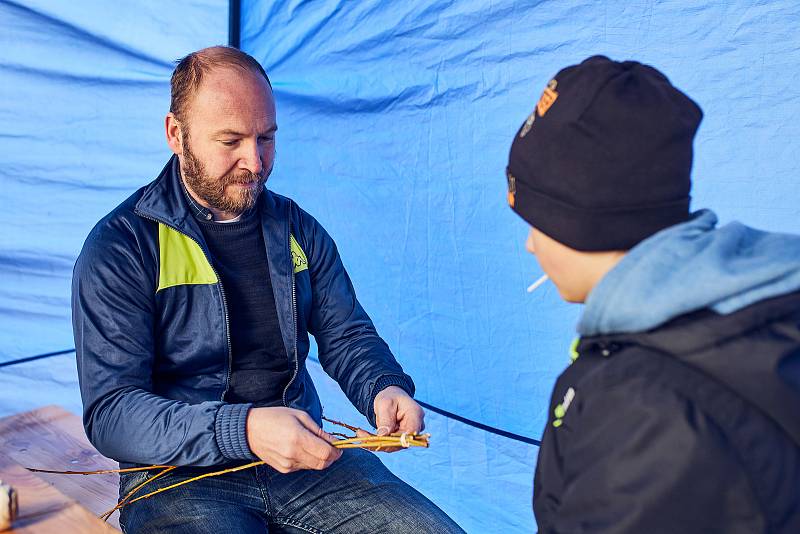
240,140,263,175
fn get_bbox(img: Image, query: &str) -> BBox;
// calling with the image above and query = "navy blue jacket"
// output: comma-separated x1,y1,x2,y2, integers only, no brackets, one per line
72,157,413,467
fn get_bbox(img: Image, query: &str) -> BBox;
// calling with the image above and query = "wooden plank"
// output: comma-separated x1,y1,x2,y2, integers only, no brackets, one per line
0,406,120,530
0,453,115,533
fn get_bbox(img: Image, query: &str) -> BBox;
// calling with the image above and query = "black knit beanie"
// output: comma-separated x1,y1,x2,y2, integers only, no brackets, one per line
507,55,703,251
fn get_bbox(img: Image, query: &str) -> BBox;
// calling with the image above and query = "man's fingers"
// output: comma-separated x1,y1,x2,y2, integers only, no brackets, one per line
295,444,339,470
276,432,339,471
287,410,342,468
315,424,338,444
293,410,340,451
294,409,325,435
374,399,399,434
298,426,341,465
398,405,425,434
247,407,343,473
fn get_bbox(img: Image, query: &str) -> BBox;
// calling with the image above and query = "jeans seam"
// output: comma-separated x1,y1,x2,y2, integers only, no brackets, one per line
271,517,323,534
255,465,274,517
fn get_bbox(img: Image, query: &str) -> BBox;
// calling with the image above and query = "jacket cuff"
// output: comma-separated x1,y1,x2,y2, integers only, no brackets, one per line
214,403,258,461
367,374,416,428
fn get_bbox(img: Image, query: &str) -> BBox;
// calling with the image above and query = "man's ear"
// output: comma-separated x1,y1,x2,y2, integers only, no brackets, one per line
165,112,183,155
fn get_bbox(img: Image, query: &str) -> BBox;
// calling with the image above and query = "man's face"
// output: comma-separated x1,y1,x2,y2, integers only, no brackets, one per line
175,67,277,217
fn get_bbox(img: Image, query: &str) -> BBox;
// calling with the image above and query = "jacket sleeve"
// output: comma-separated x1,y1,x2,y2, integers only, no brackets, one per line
301,212,414,426
534,380,764,533
72,219,255,466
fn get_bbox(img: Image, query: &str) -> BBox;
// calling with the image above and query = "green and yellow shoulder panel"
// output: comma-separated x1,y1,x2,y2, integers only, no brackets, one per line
157,224,217,292
156,224,309,292
290,233,308,274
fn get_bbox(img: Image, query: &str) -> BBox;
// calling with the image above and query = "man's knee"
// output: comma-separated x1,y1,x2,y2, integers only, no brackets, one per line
322,450,465,533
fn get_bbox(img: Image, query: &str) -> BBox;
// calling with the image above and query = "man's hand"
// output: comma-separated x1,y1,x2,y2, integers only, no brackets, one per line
245,407,342,473
362,386,425,453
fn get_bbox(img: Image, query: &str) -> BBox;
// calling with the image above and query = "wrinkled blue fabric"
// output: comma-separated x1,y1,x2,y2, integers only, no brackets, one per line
579,210,800,336
3,1,800,532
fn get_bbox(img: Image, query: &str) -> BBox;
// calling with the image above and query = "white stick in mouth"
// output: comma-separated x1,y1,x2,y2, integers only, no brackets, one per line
527,274,549,293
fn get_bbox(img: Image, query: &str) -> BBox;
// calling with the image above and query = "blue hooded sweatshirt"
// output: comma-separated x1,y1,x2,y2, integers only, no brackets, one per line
578,209,800,336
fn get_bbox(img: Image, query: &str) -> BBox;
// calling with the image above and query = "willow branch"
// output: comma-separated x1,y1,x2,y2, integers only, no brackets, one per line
26,416,430,520
99,466,177,522
123,461,265,507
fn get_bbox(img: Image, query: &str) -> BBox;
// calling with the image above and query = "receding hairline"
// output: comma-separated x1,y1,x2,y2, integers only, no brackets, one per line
170,45,272,121
186,46,271,82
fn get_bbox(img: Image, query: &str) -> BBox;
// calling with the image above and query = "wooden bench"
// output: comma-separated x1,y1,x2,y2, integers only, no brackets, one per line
0,406,120,531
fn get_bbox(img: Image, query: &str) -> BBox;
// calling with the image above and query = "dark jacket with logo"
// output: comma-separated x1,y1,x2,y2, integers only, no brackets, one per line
534,289,800,533
72,157,413,467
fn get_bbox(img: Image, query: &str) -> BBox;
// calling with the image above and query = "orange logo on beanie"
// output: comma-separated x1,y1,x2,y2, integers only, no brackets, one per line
537,79,559,116
506,169,516,208
519,79,559,138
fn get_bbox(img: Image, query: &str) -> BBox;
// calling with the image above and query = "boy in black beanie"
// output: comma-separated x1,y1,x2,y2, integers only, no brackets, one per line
508,56,800,533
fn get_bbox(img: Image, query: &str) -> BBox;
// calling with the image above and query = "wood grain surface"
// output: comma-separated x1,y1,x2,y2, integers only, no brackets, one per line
0,406,120,530
0,453,116,532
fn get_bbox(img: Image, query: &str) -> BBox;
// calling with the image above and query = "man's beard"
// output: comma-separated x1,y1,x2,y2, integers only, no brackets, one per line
181,138,268,215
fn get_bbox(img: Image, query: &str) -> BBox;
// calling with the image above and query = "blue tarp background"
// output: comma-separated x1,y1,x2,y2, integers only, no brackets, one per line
2,1,800,531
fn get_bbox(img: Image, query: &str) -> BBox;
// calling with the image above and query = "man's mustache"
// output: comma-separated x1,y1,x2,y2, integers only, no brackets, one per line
224,170,267,186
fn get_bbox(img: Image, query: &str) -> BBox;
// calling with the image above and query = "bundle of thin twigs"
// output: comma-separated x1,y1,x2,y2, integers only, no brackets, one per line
26,417,430,522
323,417,430,449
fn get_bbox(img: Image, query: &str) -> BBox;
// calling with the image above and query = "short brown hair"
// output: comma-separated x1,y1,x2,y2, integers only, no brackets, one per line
170,46,272,121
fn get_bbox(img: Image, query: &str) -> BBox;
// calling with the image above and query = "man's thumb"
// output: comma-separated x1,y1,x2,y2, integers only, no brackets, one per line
374,399,398,434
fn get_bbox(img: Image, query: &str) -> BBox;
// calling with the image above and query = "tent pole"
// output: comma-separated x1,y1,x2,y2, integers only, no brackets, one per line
228,0,241,49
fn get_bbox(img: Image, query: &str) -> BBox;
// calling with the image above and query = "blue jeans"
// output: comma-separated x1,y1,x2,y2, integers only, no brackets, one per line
118,449,465,533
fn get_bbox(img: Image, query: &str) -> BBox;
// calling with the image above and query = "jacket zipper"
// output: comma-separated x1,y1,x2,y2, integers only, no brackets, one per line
136,211,234,400
282,235,299,407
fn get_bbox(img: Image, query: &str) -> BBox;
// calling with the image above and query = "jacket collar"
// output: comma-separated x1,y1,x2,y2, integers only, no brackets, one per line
135,155,281,234
584,289,800,356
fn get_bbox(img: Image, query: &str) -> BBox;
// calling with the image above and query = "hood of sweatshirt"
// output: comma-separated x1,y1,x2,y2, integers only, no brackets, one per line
576,209,800,446
578,209,800,337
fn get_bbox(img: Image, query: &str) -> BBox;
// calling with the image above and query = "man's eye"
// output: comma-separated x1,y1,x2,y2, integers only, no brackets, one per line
221,140,239,146
258,136,275,144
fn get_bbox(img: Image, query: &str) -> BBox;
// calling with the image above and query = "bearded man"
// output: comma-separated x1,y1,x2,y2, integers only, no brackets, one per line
72,46,464,534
